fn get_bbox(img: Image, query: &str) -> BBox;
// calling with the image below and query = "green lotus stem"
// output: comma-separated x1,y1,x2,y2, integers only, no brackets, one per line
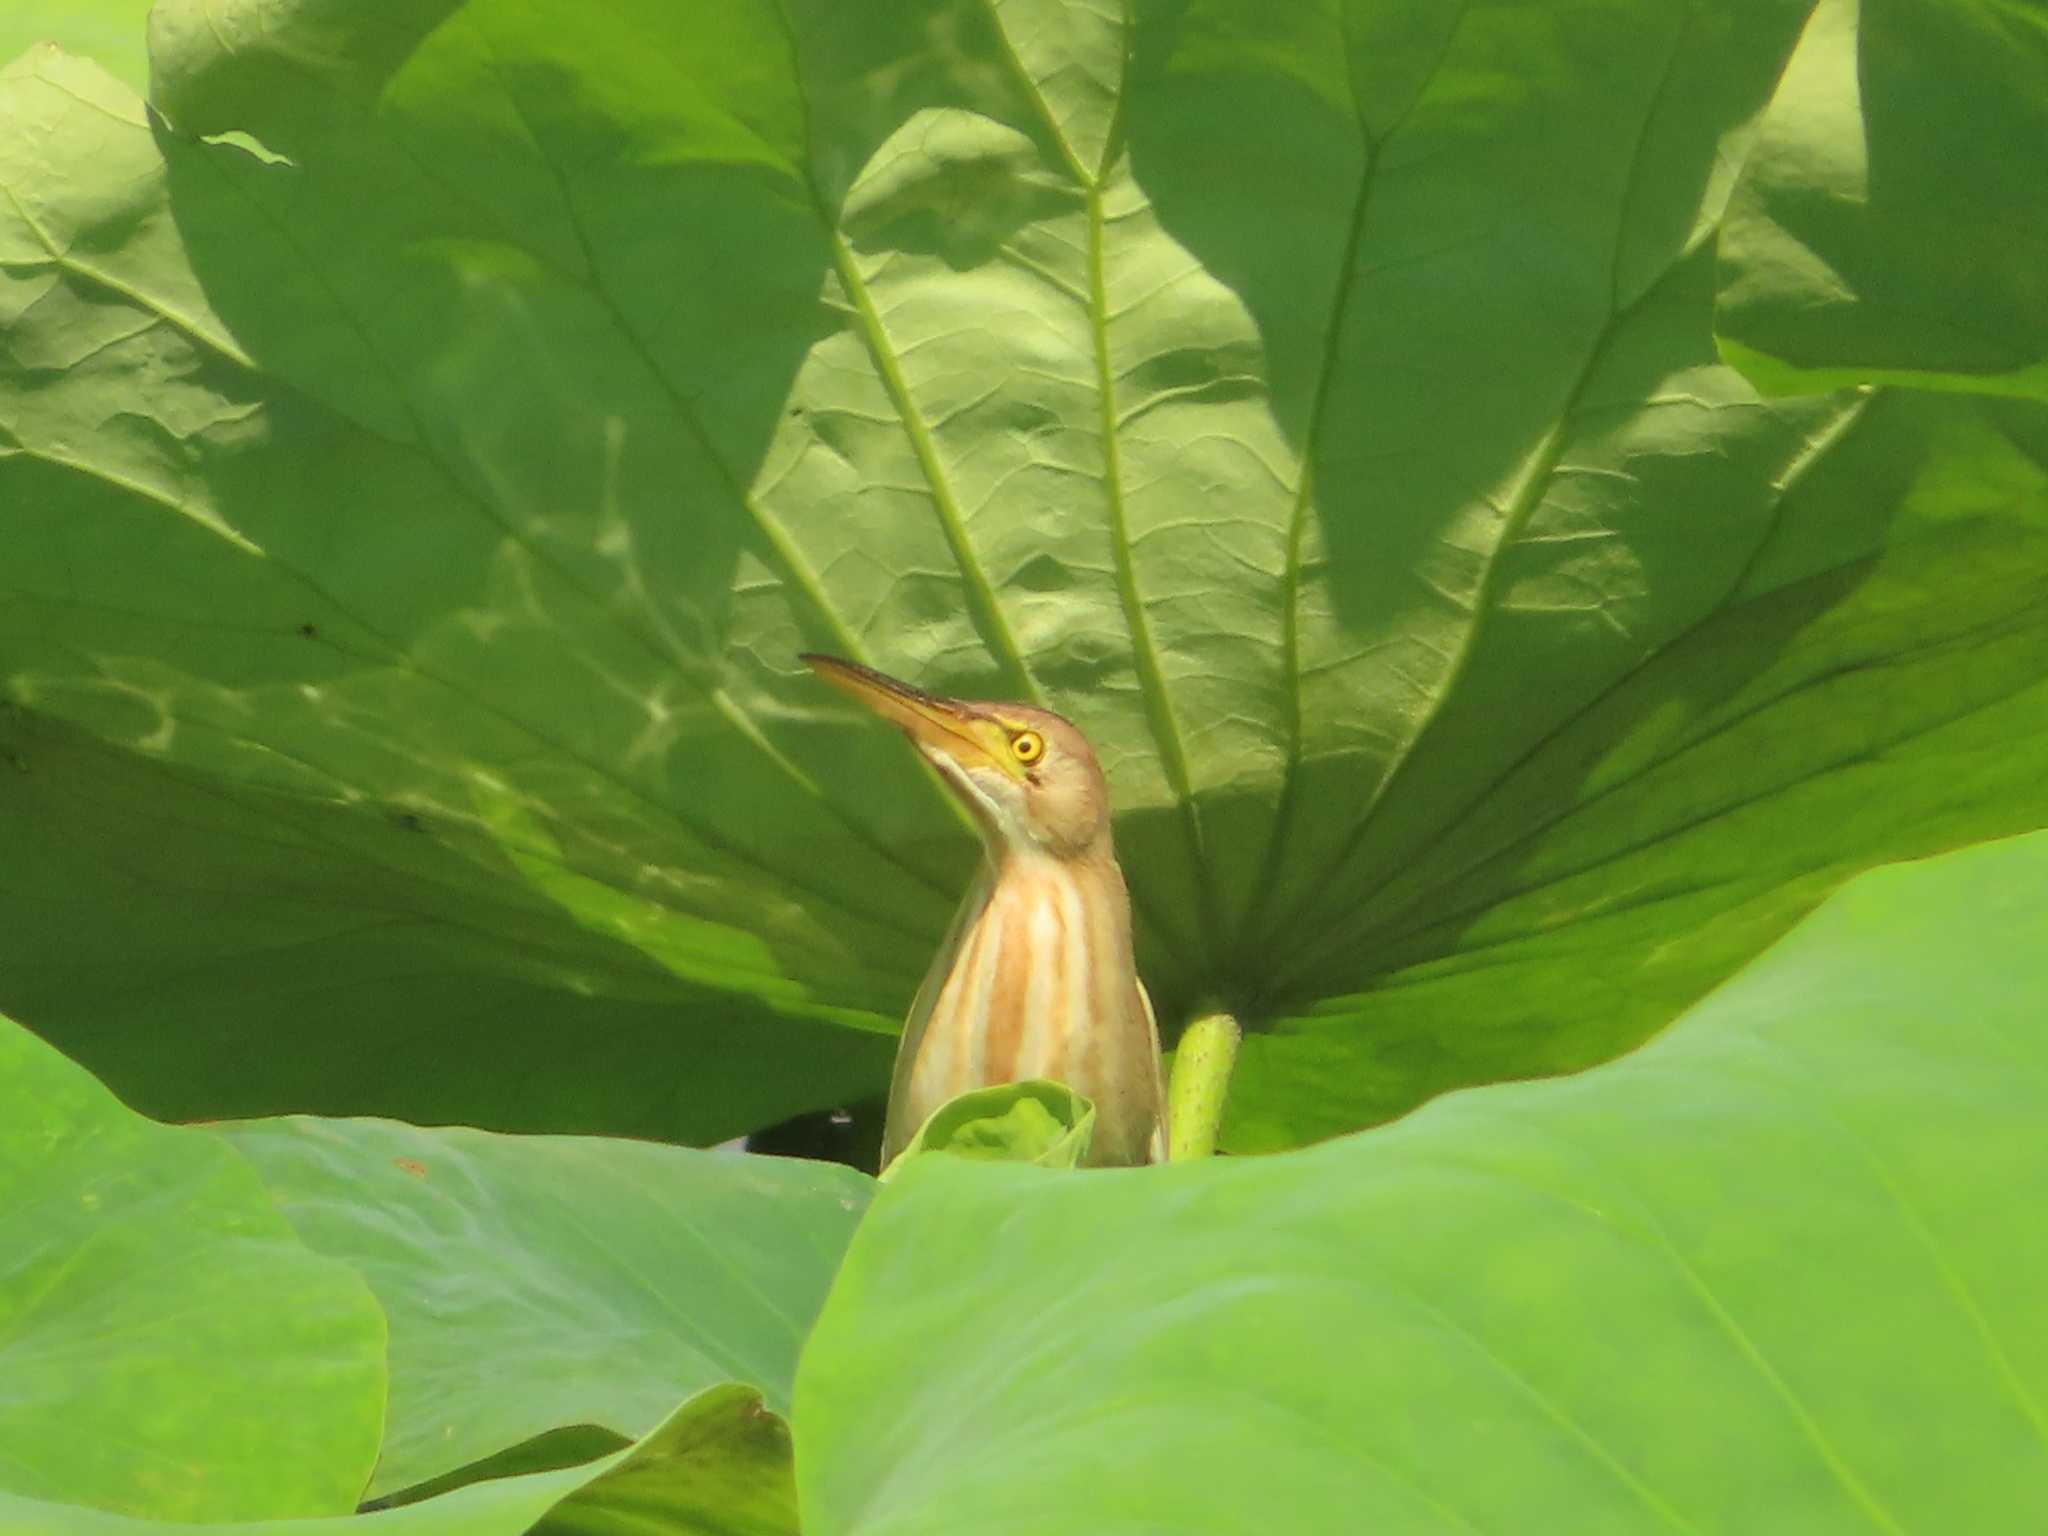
1168,1012,1240,1161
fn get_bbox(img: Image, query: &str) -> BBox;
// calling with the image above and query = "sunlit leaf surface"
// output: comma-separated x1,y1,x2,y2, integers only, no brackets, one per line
0,1016,384,1521
796,830,2048,1534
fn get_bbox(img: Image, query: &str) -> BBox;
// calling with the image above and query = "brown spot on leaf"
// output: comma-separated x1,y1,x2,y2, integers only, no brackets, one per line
394,1157,428,1178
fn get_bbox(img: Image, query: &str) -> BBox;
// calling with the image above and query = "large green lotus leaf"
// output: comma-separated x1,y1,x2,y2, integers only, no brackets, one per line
0,1384,797,1536
215,1116,871,1500
5,2,2048,1151
1716,0,2048,399
795,829,2048,1534
0,1015,384,1520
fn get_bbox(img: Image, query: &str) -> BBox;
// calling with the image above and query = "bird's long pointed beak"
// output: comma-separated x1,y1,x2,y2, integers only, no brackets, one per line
801,654,1007,772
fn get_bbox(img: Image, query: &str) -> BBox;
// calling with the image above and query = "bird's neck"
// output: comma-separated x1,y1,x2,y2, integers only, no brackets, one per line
984,834,1120,888
979,839,1131,950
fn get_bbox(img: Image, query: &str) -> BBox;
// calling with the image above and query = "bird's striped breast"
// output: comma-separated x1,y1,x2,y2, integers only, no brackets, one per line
885,855,1165,1166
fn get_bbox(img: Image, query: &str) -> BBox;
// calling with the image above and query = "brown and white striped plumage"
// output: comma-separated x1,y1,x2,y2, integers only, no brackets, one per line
801,655,1168,1168
892,849,1165,1166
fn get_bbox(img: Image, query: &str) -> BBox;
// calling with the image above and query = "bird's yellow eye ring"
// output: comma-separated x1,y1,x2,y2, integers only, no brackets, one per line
1010,730,1045,764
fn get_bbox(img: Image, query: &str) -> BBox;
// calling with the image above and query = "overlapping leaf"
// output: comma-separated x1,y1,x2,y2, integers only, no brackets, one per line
216,1117,870,1499
3,0,2046,1149
795,830,2048,1533
879,1080,1096,1176
0,1384,797,1536
0,1015,384,1521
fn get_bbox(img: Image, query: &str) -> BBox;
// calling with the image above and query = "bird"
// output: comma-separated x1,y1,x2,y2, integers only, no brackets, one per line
802,654,1168,1168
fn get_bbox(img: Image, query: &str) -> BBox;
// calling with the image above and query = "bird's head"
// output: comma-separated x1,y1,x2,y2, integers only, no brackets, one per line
802,654,1110,859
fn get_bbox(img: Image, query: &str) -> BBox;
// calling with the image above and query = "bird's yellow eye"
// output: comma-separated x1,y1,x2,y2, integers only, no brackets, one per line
1011,730,1045,764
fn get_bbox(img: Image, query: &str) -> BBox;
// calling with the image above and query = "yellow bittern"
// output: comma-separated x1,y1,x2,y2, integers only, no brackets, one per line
803,655,1168,1167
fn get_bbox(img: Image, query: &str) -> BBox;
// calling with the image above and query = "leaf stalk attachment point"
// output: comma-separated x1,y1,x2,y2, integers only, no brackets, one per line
1167,1012,1241,1161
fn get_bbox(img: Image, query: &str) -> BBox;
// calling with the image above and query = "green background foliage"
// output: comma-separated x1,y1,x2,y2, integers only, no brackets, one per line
3,0,2046,1528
